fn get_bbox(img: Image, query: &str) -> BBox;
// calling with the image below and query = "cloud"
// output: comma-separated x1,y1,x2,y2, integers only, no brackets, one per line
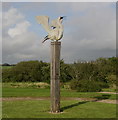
0,2,2,64
2,7,48,64
3,7,24,27
65,3,115,50
8,21,30,38
2,3,116,64
59,3,116,62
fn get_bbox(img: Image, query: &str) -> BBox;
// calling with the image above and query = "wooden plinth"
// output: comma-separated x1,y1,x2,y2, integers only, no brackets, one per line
50,41,61,113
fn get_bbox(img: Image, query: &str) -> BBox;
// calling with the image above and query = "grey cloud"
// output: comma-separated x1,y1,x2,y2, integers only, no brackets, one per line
2,2,116,64
2,6,50,64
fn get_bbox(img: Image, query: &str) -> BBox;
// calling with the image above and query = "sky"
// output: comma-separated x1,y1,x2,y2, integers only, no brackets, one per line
1,2,116,64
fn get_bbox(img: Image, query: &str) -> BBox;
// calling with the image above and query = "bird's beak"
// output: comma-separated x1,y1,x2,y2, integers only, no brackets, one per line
60,16,66,20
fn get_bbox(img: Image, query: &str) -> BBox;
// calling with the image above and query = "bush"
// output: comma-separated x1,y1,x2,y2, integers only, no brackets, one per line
70,79,102,92
2,61,50,83
106,74,116,85
2,69,13,82
70,79,80,90
2,57,117,90
62,82,71,89
60,60,72,83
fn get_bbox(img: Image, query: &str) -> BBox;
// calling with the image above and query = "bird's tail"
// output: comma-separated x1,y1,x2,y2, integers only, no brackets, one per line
42,35,49,43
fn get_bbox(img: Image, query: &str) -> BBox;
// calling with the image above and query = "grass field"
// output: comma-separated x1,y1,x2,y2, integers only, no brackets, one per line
2,84,116,100
2,100,116,118
2,87,117,100
0,66,13,69
2,82,117,118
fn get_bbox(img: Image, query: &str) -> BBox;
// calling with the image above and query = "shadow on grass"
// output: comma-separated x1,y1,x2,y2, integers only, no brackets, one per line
61,94,111,112
94,94,111,100
60,101,88,112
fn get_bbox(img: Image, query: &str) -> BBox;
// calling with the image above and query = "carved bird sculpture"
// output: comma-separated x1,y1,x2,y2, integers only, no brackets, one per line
36,16,65,43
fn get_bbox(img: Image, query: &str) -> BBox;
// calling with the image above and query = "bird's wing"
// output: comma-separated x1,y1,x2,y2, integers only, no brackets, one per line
50,19,59,28
36,16,51,33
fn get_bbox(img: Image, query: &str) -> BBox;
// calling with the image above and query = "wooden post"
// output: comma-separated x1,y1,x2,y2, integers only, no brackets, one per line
50,41,61,113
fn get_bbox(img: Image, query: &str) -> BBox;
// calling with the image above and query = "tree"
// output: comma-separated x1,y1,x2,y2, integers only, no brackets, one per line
60,60,72,83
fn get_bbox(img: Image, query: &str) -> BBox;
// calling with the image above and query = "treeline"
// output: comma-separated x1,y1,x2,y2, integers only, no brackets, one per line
2,57,117,92
69,57,117,92
2,61,50,83
1,63,16,66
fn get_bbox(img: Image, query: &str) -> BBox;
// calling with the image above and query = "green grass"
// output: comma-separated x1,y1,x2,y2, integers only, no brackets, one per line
1,66,13,69
2,100,116,118
2,87,50,97
102,88,116,92
2,87,116,100
2,82,117,118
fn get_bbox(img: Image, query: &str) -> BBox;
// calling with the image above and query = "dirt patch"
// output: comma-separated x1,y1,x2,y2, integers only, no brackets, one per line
1,97,50,101
96,99,117,104
98,92,118,94
49,111,65,114
1,97,117,104
1,97,94,101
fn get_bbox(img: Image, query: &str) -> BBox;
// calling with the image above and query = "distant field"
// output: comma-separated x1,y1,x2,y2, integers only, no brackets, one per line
1,66,14,69
2,82,116,100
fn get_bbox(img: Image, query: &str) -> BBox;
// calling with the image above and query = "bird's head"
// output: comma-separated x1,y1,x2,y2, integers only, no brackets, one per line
58,16,66,23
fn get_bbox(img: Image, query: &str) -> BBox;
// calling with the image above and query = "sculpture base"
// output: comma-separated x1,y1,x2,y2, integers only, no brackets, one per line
50,41,61,113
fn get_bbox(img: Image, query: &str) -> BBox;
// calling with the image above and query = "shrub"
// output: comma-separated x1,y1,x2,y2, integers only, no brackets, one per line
62,82,71,89
70,79,102,92
70,79,80,90
2,57,117,90
106,74,116,85
2,61,50,83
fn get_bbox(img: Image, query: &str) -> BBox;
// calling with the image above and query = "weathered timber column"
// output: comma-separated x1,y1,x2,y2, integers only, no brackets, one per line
50,41,61,113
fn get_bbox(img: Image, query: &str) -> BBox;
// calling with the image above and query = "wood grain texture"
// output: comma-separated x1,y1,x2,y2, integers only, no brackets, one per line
50,41,61,113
